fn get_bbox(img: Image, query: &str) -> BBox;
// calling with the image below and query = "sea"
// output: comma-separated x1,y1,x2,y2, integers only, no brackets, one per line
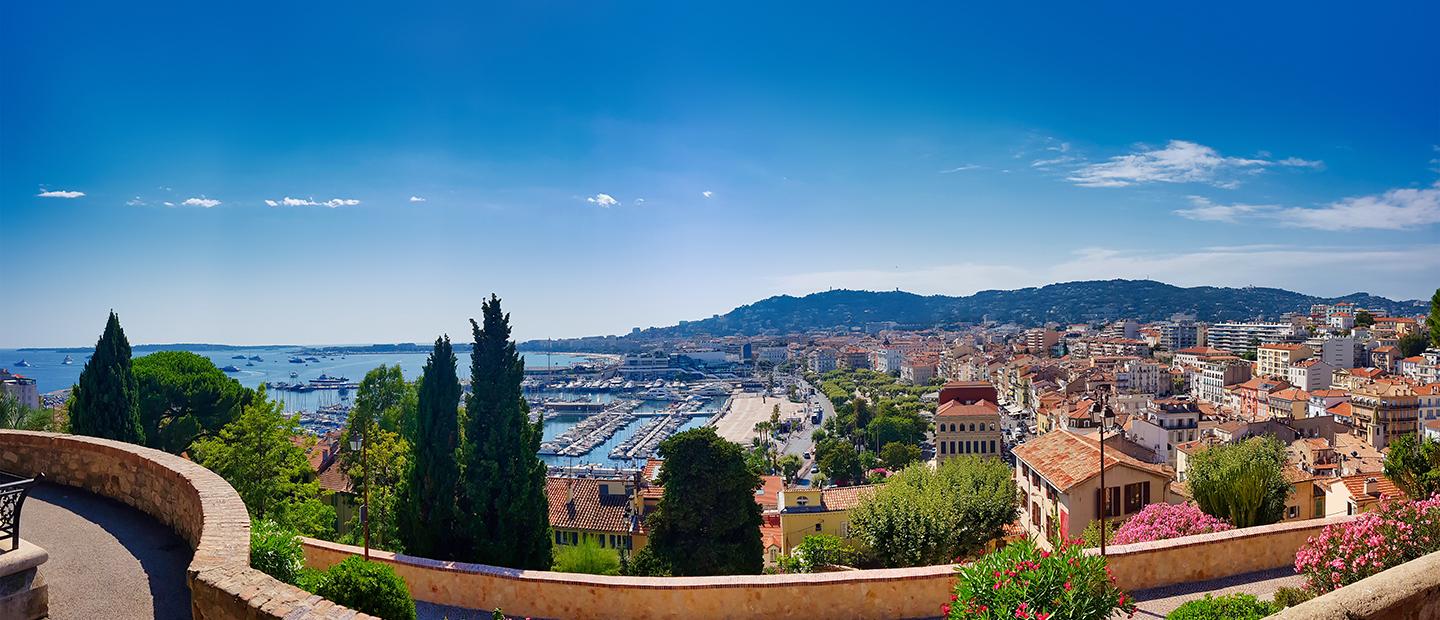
2,346,713,467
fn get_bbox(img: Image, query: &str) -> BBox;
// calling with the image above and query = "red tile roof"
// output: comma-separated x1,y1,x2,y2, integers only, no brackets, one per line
820,484,878,511
546,477,639,534
936,399,1001,418
1012,430,1169,492
1334,474,1406,505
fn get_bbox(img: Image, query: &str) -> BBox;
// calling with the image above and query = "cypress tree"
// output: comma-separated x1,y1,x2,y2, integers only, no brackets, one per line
69,311,143,443
458,295,551,568
398,335,464,559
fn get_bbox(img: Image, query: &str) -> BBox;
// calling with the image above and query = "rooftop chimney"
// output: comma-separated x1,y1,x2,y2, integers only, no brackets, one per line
1364,477,1378,496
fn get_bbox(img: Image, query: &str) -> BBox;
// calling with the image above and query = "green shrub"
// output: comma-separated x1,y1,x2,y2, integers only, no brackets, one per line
551,539,621,575
1167,593,1279,619
250,519,304,585
784,534,858,572
1271,586,1314,608
295,567,328,592
313,557,416,620
949,540,1134,620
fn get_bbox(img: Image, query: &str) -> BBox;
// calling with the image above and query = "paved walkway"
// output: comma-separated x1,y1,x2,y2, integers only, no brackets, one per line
1129,566,1305,617
24,482,193,620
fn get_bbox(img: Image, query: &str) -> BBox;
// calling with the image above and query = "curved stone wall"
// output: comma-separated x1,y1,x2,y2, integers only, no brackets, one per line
0,430,370,620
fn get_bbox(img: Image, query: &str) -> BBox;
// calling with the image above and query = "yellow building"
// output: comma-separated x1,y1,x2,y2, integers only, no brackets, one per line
547,477,649,552
775,485,876,552
1256,343,1312,379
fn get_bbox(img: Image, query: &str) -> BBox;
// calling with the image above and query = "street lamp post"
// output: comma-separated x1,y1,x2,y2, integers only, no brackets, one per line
349,428,370,561
1093,394,1116,557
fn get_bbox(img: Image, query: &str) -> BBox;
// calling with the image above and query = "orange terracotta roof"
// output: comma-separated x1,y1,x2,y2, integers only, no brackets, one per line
1259,343,1308,351
1327,402,1353,418
1012,430,1169,493
754,475,784,510
546,477,638,534
1334,474,1406,505
820,484,878,511
1309,390,1348,398
936,399,1001,418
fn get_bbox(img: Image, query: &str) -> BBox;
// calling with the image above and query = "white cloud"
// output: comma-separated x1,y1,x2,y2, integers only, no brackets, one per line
1030,156,1075,169
586,193,618,207
1279,185,1440,230
126,196,146,206
1068,140,1320,188
702,191,714,198
37,189,85,198
163,201,175,207
409,196,426,203
268,196,360,208
181,197,221,208
1173,195,1277,223
634,198,646,205
938,164,982,174
771,244,1440,301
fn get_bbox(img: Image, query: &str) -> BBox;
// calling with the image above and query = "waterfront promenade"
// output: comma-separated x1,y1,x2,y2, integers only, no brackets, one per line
711,394,805,444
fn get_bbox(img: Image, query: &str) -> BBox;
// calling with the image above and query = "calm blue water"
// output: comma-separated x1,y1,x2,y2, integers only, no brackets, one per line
4,345,713,467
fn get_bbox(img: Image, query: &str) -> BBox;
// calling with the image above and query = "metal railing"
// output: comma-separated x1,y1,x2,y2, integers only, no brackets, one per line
0,470,40,552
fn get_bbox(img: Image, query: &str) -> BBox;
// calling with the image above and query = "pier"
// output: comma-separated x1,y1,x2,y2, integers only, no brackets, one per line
538,400,643,457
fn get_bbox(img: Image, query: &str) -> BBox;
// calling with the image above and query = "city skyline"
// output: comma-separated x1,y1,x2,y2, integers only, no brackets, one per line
3,2,1438,347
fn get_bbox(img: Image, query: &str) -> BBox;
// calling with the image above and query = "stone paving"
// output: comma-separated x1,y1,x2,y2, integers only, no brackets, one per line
1128,566,1305,618
24,482,193,620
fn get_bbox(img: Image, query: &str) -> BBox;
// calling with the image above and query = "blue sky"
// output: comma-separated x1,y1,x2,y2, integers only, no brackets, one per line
2,2,1438,347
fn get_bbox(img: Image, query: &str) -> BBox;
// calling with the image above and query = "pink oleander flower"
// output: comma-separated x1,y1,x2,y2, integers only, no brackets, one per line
1295,493,1440,594
1109,502,1233,545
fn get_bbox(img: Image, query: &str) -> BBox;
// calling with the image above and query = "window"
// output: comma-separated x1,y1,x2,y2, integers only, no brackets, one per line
1122,482,1150,513
796,495,810,506
990,440,997,453
1097,487,1122,518
938,441,946,455
1287,505,1299,519
555,531,565,545
814,523,822,532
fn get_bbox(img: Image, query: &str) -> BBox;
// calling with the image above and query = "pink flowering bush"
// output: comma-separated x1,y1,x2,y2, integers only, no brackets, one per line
947,539,1136,620
1110,503,1233,545
1294,493,1440,593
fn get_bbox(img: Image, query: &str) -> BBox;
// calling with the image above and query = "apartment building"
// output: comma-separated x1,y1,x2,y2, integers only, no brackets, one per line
1287,359,1334,392
1349,382,1420,450
1257,343,1312,379
1195,358,1252,404
807,347,838,374
1207,322,1296,356
1013,430,1172,549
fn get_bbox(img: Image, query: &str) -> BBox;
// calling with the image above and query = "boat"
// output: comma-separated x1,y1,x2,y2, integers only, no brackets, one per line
289,357,305,364
245,362,254,367
308,373,349,386
231,355,247,360
289,371,299,378
13,360,31,367
62,355,74,365
249,355,263,362
220,365,241,373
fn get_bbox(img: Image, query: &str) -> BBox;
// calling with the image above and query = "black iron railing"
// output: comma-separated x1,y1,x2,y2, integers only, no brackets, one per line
0,470,39,552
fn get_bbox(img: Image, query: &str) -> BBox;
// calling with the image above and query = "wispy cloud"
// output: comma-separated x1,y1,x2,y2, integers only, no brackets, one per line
181,197,221,208
265,196,360,208
1279,184,1440,230
634,198,646,205
1030,156,1075,169
408,196,426,203
701,191,714,198
1068,140,1320,188
126,196,146,206
586,193,618,207
938,164,982,174
37,189,85,198
163,201,175,207
1173,195,1277,223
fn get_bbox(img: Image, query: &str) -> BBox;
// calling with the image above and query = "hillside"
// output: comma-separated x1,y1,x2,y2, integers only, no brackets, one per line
554,280,1428,344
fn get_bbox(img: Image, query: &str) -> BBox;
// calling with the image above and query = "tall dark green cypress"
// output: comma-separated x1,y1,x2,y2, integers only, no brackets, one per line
69,311,143,443
398,335,464,559
458,295,551,568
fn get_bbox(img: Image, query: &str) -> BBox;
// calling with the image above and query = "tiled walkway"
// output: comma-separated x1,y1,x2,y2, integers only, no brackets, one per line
1128,566,1305,618
24,482,193,620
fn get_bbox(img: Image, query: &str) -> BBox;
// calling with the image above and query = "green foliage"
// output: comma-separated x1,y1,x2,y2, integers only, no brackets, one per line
347,364,416,439
339,425,408,553
69,311,143,443
1384,433,1440,501
551,538,621,575
879,441,921,470
1429,288,1440,348
621,545,671,576
134,350,250,454
949,539,1134,620
785,534,857,572
779,453,804,484
1188,436,1289,528
0,393,52,431
250,519,305,586
645,426,764,576
1354,310,1375,328
1399,330,1430,358
191,388,336,537
295,567,328,592
848,457,1017,568
1271,586,1314,608
398,335,465,560
1166,593,1279,620
313,557,416,620
1076,516,1126,548
459,295,552,569
816,439,863,485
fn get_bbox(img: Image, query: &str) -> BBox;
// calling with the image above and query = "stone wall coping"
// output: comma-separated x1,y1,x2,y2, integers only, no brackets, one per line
1269,548,1440,620
0,430,372,620
0,539,49,575
1088,513,1355,557
301,536,959,587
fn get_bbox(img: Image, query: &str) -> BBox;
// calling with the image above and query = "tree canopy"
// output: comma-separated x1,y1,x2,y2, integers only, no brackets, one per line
847,456,1017,567
134,350,251,454
459,295,551,569
1429,288,1440,348
816,438,864,485
643,426,764,576
191,388,335,537
69,311,143,443
1384,433,1440,501
1187,436,1289,528
398,336,465,560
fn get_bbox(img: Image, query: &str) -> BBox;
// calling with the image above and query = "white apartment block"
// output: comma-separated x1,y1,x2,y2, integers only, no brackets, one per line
1208,322,1296,356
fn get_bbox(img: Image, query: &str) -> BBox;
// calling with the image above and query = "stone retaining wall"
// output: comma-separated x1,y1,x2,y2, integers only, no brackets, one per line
0,430,370,620
1270,548,1440,620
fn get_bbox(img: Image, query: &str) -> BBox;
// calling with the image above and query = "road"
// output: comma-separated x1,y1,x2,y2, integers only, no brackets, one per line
785,376,833,485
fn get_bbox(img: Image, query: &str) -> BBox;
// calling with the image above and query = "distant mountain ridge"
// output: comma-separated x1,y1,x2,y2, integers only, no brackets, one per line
624,280,1429,339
